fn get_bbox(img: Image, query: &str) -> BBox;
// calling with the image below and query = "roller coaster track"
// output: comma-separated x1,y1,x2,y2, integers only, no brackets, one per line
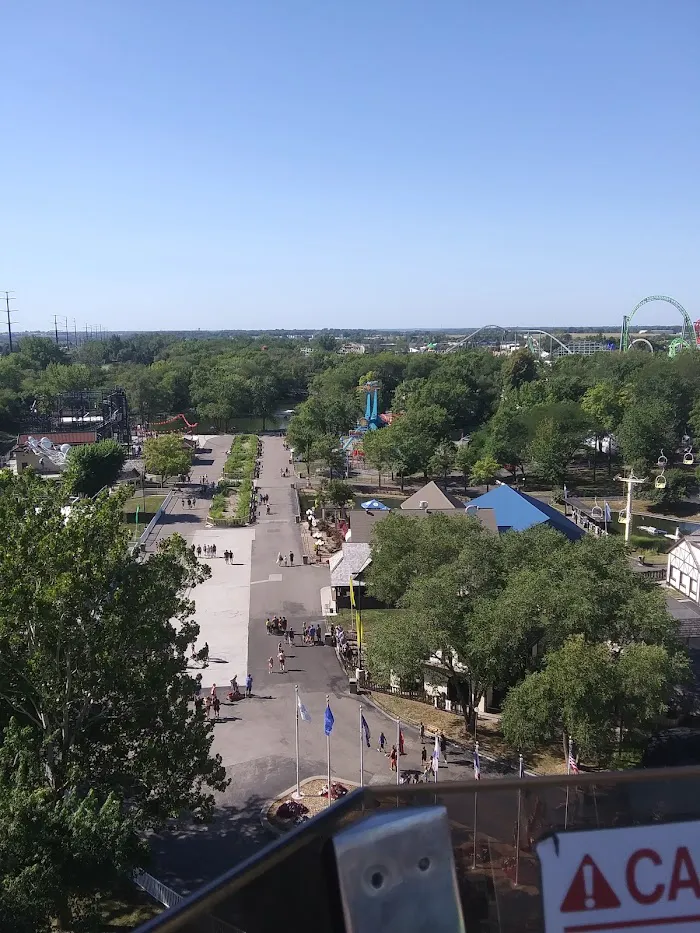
445,326,572,355
151,413,199,430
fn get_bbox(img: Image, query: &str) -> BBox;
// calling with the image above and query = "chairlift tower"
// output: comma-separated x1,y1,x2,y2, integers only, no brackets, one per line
613,470,647,544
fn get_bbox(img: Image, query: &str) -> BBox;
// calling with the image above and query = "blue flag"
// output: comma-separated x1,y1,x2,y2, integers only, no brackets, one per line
324,703,335,736
361,714,371,748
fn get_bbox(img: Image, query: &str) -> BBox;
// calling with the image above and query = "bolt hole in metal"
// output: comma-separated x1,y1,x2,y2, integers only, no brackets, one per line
418,856,431,872
370,871,384,889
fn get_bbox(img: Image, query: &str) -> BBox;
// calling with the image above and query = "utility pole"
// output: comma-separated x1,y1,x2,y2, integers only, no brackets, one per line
1,291,16,352
53,314,60,346
73,318,78,347
614,470,646,543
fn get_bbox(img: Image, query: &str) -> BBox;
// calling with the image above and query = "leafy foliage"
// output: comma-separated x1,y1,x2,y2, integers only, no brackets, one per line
62,439,127,498
144,433,192,484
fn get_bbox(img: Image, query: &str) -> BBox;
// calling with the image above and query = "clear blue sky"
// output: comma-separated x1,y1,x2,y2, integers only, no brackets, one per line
2,1,699,332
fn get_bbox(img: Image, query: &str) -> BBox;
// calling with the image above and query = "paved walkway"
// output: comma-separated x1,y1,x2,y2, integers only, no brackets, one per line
150,435,495,895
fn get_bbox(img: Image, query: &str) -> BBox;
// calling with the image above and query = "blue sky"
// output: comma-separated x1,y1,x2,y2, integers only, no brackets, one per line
2,1,699,331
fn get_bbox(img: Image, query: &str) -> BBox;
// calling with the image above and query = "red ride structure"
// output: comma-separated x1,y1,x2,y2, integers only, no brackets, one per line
150,413,199,432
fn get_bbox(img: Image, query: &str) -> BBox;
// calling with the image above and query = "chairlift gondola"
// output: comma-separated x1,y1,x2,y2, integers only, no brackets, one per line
683,446,694,466
590,498,603,520
618,508,628,525
655,449,668,489
657,449,668,467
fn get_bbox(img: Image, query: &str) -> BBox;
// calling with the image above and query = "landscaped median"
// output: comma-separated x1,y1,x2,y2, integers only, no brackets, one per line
208,434,258,526
263,776,358,835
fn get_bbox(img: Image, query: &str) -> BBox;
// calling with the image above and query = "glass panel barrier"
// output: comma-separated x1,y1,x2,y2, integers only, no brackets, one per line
136,766,700,933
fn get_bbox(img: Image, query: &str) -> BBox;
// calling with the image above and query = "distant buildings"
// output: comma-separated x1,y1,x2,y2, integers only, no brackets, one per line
338,342,366,355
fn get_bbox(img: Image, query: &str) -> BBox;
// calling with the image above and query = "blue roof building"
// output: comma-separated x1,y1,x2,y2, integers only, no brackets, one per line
465,484,584,541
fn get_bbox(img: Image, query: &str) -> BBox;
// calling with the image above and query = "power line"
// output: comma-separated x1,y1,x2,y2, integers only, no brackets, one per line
1,291,17,352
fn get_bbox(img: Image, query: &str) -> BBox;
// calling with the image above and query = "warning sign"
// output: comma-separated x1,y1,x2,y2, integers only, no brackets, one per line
536,820,700,932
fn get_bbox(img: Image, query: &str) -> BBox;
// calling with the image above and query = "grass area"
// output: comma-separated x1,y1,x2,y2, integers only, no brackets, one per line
98,887,162,930
211,434,258,525
122,495,166,514
368,692,568,775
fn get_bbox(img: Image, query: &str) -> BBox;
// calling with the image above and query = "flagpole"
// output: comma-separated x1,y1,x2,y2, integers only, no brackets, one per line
515,753,523,886
359,704,364,787
326,694,332,808
294,684,301,799
472,741,479,871
396,717,401,786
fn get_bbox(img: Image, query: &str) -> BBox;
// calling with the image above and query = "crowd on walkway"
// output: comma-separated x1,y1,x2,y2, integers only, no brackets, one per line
191,543,236,562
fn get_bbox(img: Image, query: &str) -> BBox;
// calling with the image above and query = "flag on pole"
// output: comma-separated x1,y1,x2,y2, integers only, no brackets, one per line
297,694,311,723
361,714,371,748
563,484,568,502
518,754,524,779
473,743,481,780
324,702,335,736
349,576,356,608
567,737,579,774
604,501,612,523
434,734,440,761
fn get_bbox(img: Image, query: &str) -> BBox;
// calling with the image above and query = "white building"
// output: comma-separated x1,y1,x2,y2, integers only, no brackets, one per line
667,534,700,603
339,342,366,355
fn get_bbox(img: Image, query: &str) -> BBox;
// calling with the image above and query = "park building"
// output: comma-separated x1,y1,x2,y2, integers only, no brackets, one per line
667,533,700,606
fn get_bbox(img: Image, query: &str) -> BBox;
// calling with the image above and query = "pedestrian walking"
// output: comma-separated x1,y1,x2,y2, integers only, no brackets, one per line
224,551,229,564
420,722,425,744
212,695,221,719
266,504,270,514
194,695,203,714
265,618,271,635
440,732,448,765
289,551,294,565
390,745,397,772
196,545,202,557
399,729,405,756
421,745,427,765
288,627,295,644
245,673,253,697
278,650,286,673
277,552,283,566
229,550,234,564
268,656,274,674
378,732,386,753
205,695,213,717
212,544,216,557
284,556,288,566
210,684,217,699
181,497,185,507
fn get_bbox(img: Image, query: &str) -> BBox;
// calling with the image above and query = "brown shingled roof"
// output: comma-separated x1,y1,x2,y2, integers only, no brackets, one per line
16,432,97,447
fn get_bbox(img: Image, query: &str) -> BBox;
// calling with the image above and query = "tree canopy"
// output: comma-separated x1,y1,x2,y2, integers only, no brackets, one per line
62,439,127,498
0,471,227,928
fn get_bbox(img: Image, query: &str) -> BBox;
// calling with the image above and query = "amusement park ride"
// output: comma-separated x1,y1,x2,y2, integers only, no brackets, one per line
451,295,699,358
341,381,386,459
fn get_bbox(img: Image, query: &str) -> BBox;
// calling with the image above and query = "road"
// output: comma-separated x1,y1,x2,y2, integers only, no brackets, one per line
148,435,492,894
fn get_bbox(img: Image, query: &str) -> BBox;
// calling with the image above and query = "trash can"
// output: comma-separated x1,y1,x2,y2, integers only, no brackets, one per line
349,678,357,695
302,555,308,565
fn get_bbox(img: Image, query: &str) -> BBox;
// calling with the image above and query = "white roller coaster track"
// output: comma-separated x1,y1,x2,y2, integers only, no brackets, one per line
444,326,572,354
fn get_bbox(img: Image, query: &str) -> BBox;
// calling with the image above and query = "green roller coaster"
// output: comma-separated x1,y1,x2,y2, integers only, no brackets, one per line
620,295,697,357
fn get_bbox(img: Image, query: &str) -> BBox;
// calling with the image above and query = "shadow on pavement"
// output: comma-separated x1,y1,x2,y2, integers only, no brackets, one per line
149,793,273,895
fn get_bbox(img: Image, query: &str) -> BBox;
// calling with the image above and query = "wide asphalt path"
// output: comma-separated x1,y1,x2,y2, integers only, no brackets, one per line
149,436,496,895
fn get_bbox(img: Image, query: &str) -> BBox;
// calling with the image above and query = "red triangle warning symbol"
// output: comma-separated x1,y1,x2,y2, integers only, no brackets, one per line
560,855,621,913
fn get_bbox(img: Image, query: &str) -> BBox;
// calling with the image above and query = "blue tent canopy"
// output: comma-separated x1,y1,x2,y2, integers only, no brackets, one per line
361,499,390,511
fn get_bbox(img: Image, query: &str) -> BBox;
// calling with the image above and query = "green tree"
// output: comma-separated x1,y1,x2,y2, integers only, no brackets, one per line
581,381,629,478
144,434,192,486
647,467,696,509
0,473,228,925
502,348,537,391
617,400,677,470
525,402,590,486
428,438,456,489
286,403,318,477
387,404,448,479
470,455,500,491
486,403,528,479
454,432,487,492
311,434,345,479
62,439,126,497
362,429,395,489
325,479,355,513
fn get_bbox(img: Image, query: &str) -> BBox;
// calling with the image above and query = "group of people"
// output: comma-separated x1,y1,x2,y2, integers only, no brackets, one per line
181,497,197,508
192,544,235,562
192,675,254,721
266,616,289,635
276,551,295,566
303,624,324,645
280,466,291,477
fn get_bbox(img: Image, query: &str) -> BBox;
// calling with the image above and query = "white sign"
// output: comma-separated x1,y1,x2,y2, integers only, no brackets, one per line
536,821,700,933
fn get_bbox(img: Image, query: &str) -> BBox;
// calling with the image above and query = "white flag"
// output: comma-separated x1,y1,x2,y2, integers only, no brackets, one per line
297,695,311,722
434,734,440,761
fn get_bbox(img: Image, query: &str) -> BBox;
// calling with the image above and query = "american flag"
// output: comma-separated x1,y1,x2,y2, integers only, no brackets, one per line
473,742,481,780
567,738,579,774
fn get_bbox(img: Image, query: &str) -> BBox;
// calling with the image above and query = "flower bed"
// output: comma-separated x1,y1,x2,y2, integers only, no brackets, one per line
209,434,258,525
267,777,357,831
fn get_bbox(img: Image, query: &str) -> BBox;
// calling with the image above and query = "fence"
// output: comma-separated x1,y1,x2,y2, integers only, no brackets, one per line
134,869,244,933
137,489,175,548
